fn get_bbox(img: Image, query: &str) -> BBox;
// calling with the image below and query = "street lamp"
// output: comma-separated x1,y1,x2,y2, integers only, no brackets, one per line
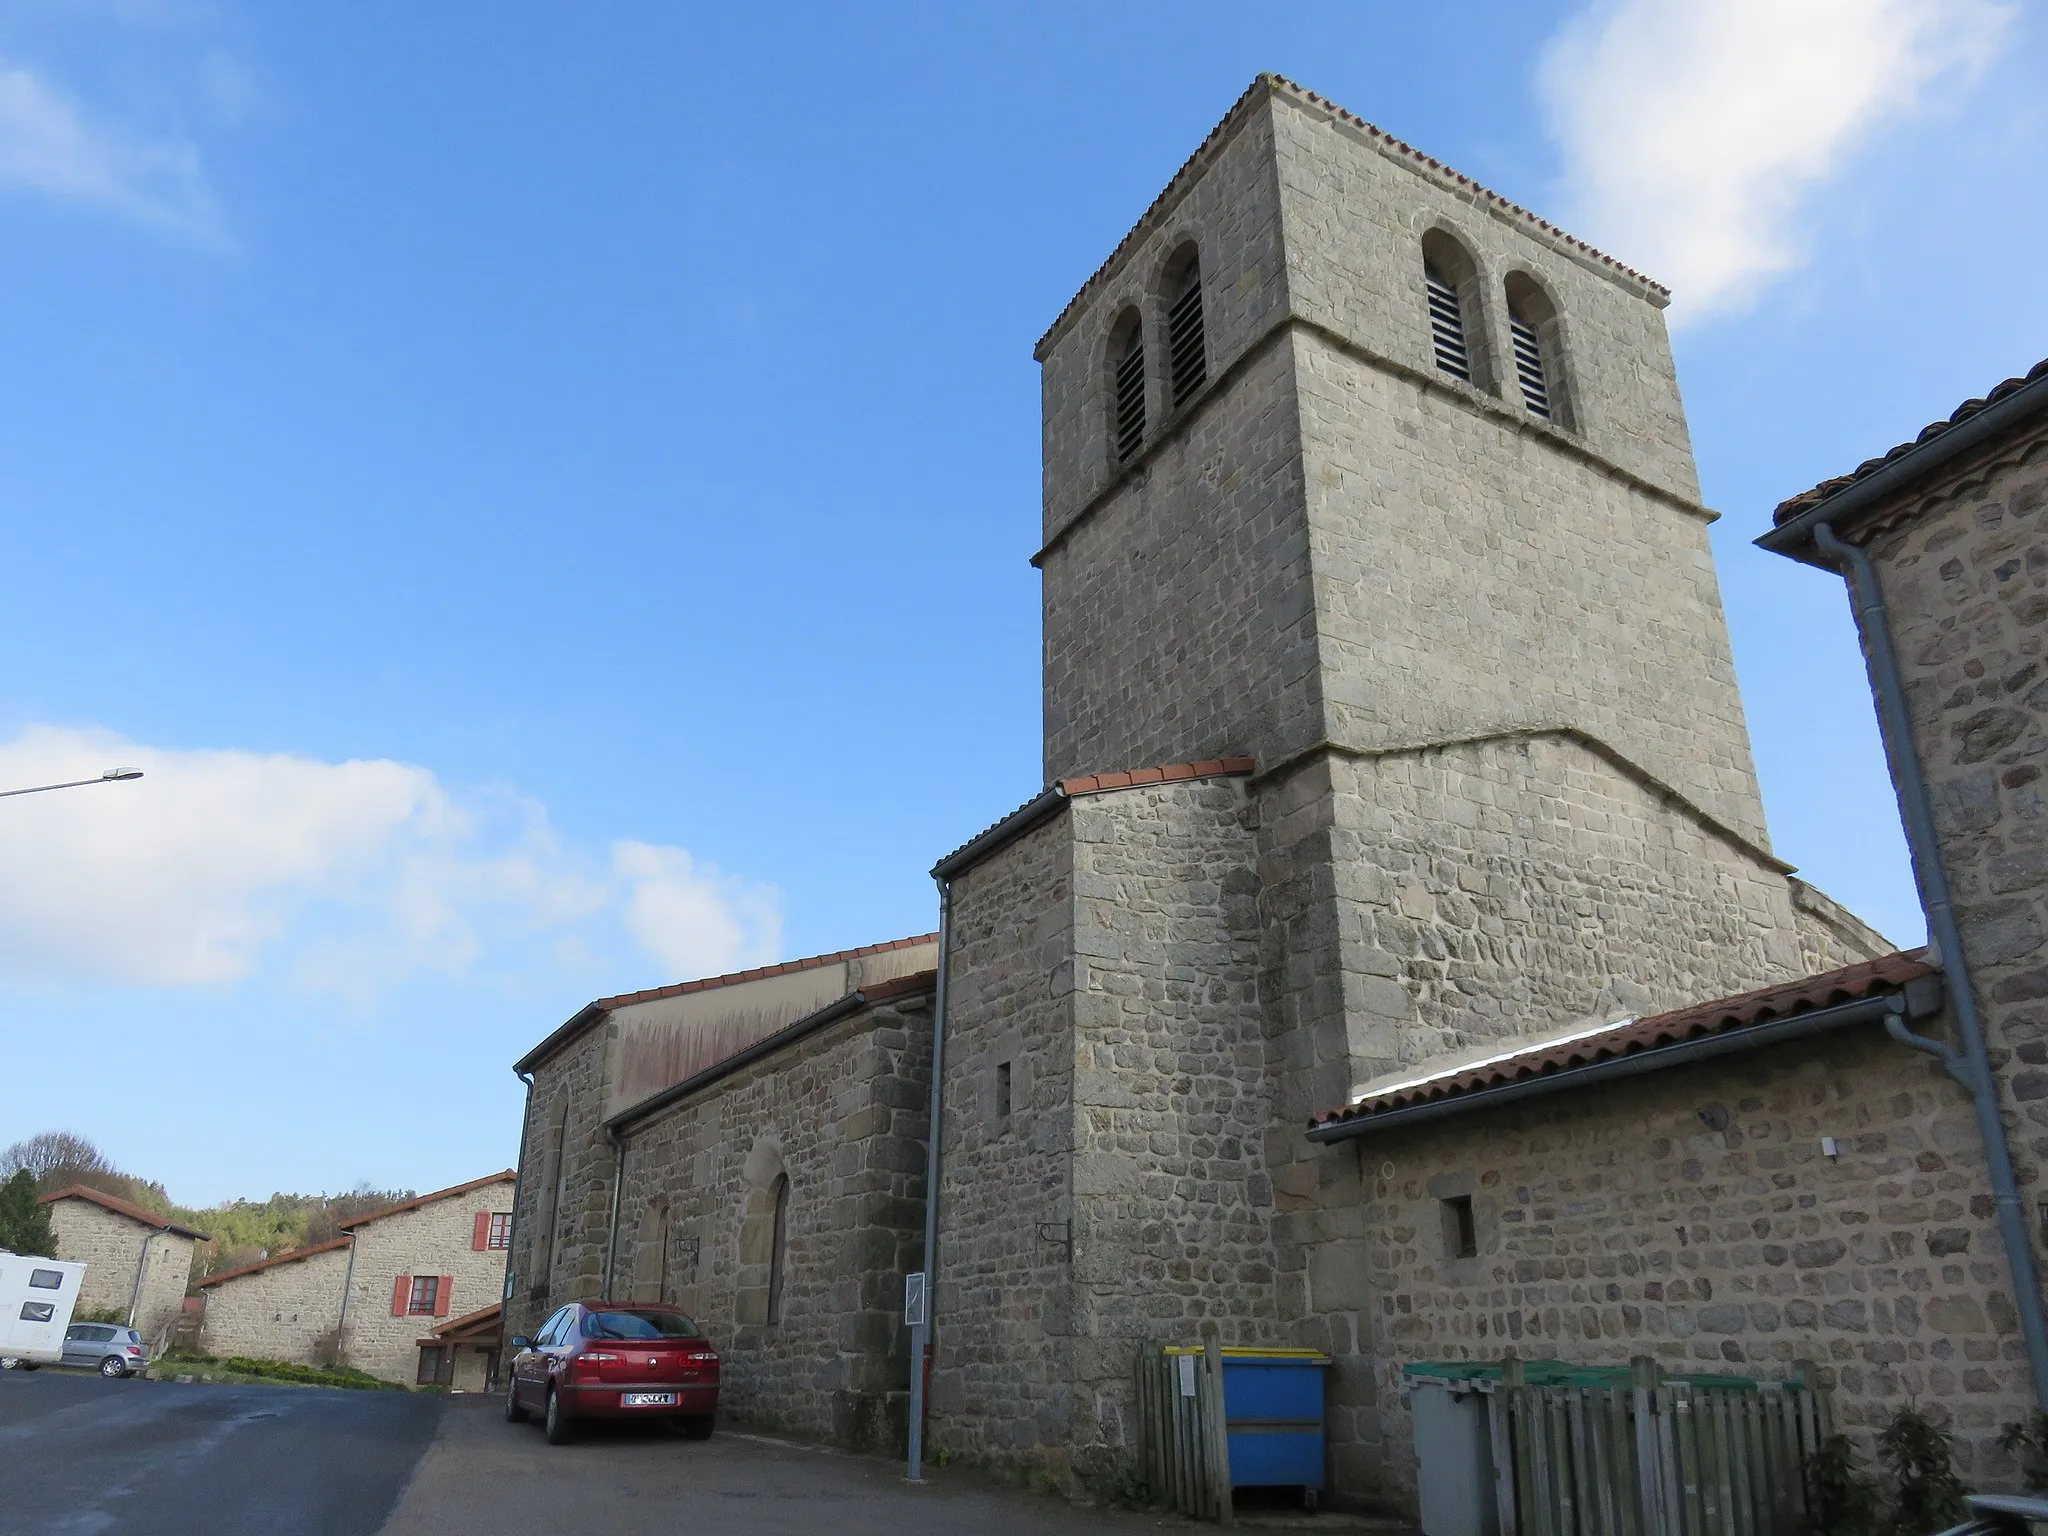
0,767,145,800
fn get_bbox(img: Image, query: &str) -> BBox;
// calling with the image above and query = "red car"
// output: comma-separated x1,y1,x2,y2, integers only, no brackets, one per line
505,1301,720,1444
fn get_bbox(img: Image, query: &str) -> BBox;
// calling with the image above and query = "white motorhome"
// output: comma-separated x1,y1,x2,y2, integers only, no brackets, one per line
0,1249,85,1369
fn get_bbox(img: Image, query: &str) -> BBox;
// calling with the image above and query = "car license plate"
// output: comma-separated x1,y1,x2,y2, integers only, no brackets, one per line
621,1392,677,1407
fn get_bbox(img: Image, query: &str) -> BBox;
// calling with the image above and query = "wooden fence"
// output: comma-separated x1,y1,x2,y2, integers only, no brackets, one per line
1483,1360,1828,1536
1134,1341,1236,1524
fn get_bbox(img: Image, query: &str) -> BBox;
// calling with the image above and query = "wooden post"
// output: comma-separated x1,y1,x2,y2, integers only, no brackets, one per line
1202,1340,1235,1527
1630,1355,1665,1536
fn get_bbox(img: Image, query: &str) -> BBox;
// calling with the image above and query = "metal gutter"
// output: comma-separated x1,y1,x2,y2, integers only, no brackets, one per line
931,787,1067,882
602,992,874,1136
514,1002,609,1077
1757,370,2048,563
907,880,954,1483
1806,520,2048,1409
1306,991,1917,1144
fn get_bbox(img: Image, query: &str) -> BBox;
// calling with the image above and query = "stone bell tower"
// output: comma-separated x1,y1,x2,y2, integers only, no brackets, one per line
1031,75,1850,1118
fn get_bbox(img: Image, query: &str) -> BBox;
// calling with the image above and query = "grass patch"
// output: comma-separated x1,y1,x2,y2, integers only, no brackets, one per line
152,1350,402,1391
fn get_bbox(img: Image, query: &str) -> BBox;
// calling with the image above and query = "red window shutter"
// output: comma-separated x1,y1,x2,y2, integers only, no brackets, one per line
391,1276,411,1316
472,1211,491,1251
434,1277,453,1317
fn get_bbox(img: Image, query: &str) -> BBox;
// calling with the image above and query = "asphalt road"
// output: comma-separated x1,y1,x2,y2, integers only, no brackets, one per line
0,1368,441,1536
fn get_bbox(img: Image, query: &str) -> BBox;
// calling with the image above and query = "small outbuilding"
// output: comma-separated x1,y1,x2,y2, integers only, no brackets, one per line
39,1186,208,1354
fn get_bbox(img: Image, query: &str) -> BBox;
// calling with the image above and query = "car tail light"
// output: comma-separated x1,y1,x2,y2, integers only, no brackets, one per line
571,1352,621,1383
124,1347,144,1356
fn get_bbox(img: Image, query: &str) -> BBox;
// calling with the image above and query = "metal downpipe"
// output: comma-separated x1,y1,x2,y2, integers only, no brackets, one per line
506,1069,535,1307
907,878,953,1482
1815,519,2048,1408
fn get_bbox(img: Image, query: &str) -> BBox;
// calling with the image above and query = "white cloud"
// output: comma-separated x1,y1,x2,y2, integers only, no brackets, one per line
1538,0,2014,320
0,53,225,243
0,725,781,994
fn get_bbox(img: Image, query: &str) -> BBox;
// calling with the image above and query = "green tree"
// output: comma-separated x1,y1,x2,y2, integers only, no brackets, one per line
0,1169,57,1256
1879,1406,1966,1535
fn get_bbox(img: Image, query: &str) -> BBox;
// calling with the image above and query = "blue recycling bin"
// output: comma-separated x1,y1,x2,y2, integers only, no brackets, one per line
1219,1348,1331,1498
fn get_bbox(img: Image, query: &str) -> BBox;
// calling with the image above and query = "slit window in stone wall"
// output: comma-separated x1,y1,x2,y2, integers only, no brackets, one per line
1511,313,1551,419
766,1174,790,1325
997,1060,1012,1120
1441,1195,1477,1259
1163,246,1207,405
1110,307,1146,465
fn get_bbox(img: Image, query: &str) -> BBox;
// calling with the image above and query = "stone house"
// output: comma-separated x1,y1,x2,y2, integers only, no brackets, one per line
198,1171,515,1384
505,74,2044,1510
39,1185,207,1352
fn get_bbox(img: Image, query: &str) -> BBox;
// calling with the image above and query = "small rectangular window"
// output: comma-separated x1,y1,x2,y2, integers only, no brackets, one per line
28,1269,63,1290
1442,1195,1477,1259
20,1302,55,1323
1511,316,1552,420
1114,339,1146,463
407,1276,440,1316
996,1061,1012,1120
487,1213,513,1251
416,1347,444,1386
1425,269,1472,383
1166,278,1206,404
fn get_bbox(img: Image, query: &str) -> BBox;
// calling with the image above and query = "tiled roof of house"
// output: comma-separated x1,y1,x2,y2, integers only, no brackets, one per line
197,1236,352,1288
1036,73,1665,357
424,1300,502,1342
40,1184,210,1241
1772,358,2048,525
1309,949,1935,1130
338,1171,515,1232
592,934,938,1012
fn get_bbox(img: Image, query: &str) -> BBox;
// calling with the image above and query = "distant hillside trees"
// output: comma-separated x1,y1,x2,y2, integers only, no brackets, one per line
0,1130,413,1282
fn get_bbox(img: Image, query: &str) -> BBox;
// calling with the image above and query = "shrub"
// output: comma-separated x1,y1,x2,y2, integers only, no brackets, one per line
1878,1406,1966,1535
1805,1433,1882,1536
1999,1410,2048,1493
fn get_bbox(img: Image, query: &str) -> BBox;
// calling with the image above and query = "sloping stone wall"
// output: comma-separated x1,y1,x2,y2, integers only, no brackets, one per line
199,1246,348,1364
509,1018,615,1344
47,1201,198,1349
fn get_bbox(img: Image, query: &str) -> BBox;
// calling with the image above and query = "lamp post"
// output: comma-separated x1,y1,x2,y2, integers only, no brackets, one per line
0,768,144,800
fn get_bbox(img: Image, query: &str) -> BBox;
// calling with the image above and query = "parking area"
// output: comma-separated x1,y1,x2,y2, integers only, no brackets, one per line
383,1396,1199,1535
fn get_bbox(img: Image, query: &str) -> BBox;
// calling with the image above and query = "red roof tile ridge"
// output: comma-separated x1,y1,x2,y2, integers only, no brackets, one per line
1058,756,1256,797
593,932,941,1012
1311,948,1933,1127
1772,357,2048,524
196,1235,353,1288
39,1184,210,1241
338,1170,516,1232
429,1300,503,1335
1036,74,1664,357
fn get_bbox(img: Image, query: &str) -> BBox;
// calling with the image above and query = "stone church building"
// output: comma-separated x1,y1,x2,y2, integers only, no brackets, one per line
509,76,2048,1507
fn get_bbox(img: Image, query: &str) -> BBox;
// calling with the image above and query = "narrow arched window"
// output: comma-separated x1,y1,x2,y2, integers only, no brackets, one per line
1424,261,1470,382
765,1173,789,1324
1504,272,1569,428
1109,307,1146,465
1420,230,1489,391
1162,244,1206,405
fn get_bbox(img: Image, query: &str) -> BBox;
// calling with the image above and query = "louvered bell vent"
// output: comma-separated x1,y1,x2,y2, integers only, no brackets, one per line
1425,266,1471,383
1166,273,1207,406
1511,315,1552,420
1114,331,1146,464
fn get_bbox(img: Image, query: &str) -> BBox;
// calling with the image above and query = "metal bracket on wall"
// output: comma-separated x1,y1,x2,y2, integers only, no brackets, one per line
672,1234,700,1275
1037,1220,1073,1262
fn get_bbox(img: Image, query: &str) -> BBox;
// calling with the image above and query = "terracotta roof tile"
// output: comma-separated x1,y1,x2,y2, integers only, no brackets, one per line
1037,74,1664,358
1772,358,2048,525
592,933,939,1012
1310,949,1935,1129
338,1171,515,1232
40,1185,209,1241
1059,756,1255,797
426,1300,503,1339
197,1235,352,1288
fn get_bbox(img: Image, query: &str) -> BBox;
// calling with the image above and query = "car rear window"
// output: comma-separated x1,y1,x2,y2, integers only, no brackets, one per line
583,1309,700,1340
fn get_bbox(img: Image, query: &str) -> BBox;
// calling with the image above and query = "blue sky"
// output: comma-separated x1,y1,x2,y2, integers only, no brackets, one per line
1,1,2041,1206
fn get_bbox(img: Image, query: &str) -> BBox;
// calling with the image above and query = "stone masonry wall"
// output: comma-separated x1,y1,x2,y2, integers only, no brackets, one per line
509,1019,615,1344
1063,779,1283,1485
342,1181,514,1384
47,1201,196,1348
1320,1024,2037,1510
932,810,1078,1477
1864,432,2048,1304
199,1245,349,1364
611,992,932,1452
